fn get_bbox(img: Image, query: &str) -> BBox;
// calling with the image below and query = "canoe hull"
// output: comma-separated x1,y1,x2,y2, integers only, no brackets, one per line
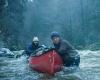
29,50,63,75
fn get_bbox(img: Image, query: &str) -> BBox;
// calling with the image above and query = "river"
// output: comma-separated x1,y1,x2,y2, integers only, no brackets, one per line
0,49,100,80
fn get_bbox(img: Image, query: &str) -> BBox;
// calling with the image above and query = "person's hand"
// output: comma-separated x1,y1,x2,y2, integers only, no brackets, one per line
35,51,43,56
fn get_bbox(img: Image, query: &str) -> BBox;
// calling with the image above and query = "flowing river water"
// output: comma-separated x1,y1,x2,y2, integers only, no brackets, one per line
0,49,100,80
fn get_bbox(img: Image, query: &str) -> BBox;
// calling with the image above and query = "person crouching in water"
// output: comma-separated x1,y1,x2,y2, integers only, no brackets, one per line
51,32,80,69
24,37,45,56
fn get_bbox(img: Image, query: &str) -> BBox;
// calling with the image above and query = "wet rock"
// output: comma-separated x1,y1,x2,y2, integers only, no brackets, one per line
0,48,14,58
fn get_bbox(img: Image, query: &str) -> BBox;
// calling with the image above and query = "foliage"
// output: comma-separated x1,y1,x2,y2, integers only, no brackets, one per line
0,0,100,50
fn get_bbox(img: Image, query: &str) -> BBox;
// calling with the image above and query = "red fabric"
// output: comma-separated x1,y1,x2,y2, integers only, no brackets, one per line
29,50,63,75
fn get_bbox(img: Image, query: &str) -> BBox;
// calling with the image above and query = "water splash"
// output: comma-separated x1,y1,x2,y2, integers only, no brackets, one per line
0,49,100,80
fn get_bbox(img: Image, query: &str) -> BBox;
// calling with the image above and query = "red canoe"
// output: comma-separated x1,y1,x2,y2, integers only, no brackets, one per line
29,49,63,75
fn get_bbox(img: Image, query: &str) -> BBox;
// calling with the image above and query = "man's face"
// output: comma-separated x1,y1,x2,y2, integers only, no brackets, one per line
52,37,60,44
33,41,39,46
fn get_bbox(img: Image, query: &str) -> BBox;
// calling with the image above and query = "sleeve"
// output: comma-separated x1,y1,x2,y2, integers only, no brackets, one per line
58,43,68,55
65,40,75,50
25,45,33,56
58,40,74,55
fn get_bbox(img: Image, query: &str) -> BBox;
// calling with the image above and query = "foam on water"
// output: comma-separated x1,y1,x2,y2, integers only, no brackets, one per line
0,49,100,80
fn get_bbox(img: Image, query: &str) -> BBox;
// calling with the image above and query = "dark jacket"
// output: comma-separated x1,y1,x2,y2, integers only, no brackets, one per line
54,39,80,67
25,43,43,56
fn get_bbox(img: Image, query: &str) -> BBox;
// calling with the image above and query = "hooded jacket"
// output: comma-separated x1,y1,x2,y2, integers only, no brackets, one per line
25,42,43,56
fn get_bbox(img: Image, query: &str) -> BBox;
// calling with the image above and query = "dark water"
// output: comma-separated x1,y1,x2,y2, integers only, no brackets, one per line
0,50,100,80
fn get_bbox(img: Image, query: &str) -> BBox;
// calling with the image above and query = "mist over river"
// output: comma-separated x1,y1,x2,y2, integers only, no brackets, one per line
0,0,100,80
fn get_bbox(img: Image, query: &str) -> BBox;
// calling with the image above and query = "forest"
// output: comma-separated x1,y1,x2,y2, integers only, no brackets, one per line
0,0,100,50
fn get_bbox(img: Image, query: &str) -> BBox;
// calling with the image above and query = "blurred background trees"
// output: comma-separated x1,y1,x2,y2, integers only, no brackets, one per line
0,0,100,50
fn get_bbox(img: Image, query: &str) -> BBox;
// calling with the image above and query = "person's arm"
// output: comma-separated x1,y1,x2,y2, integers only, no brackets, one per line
58,44,67,55
24,45,33,56
58,40,74,55
64,40,75,50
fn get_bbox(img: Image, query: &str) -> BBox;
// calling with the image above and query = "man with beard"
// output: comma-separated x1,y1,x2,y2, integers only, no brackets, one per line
51,32,80,67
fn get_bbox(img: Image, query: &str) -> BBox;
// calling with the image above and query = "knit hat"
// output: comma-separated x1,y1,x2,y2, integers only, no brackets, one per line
51,31,60,39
